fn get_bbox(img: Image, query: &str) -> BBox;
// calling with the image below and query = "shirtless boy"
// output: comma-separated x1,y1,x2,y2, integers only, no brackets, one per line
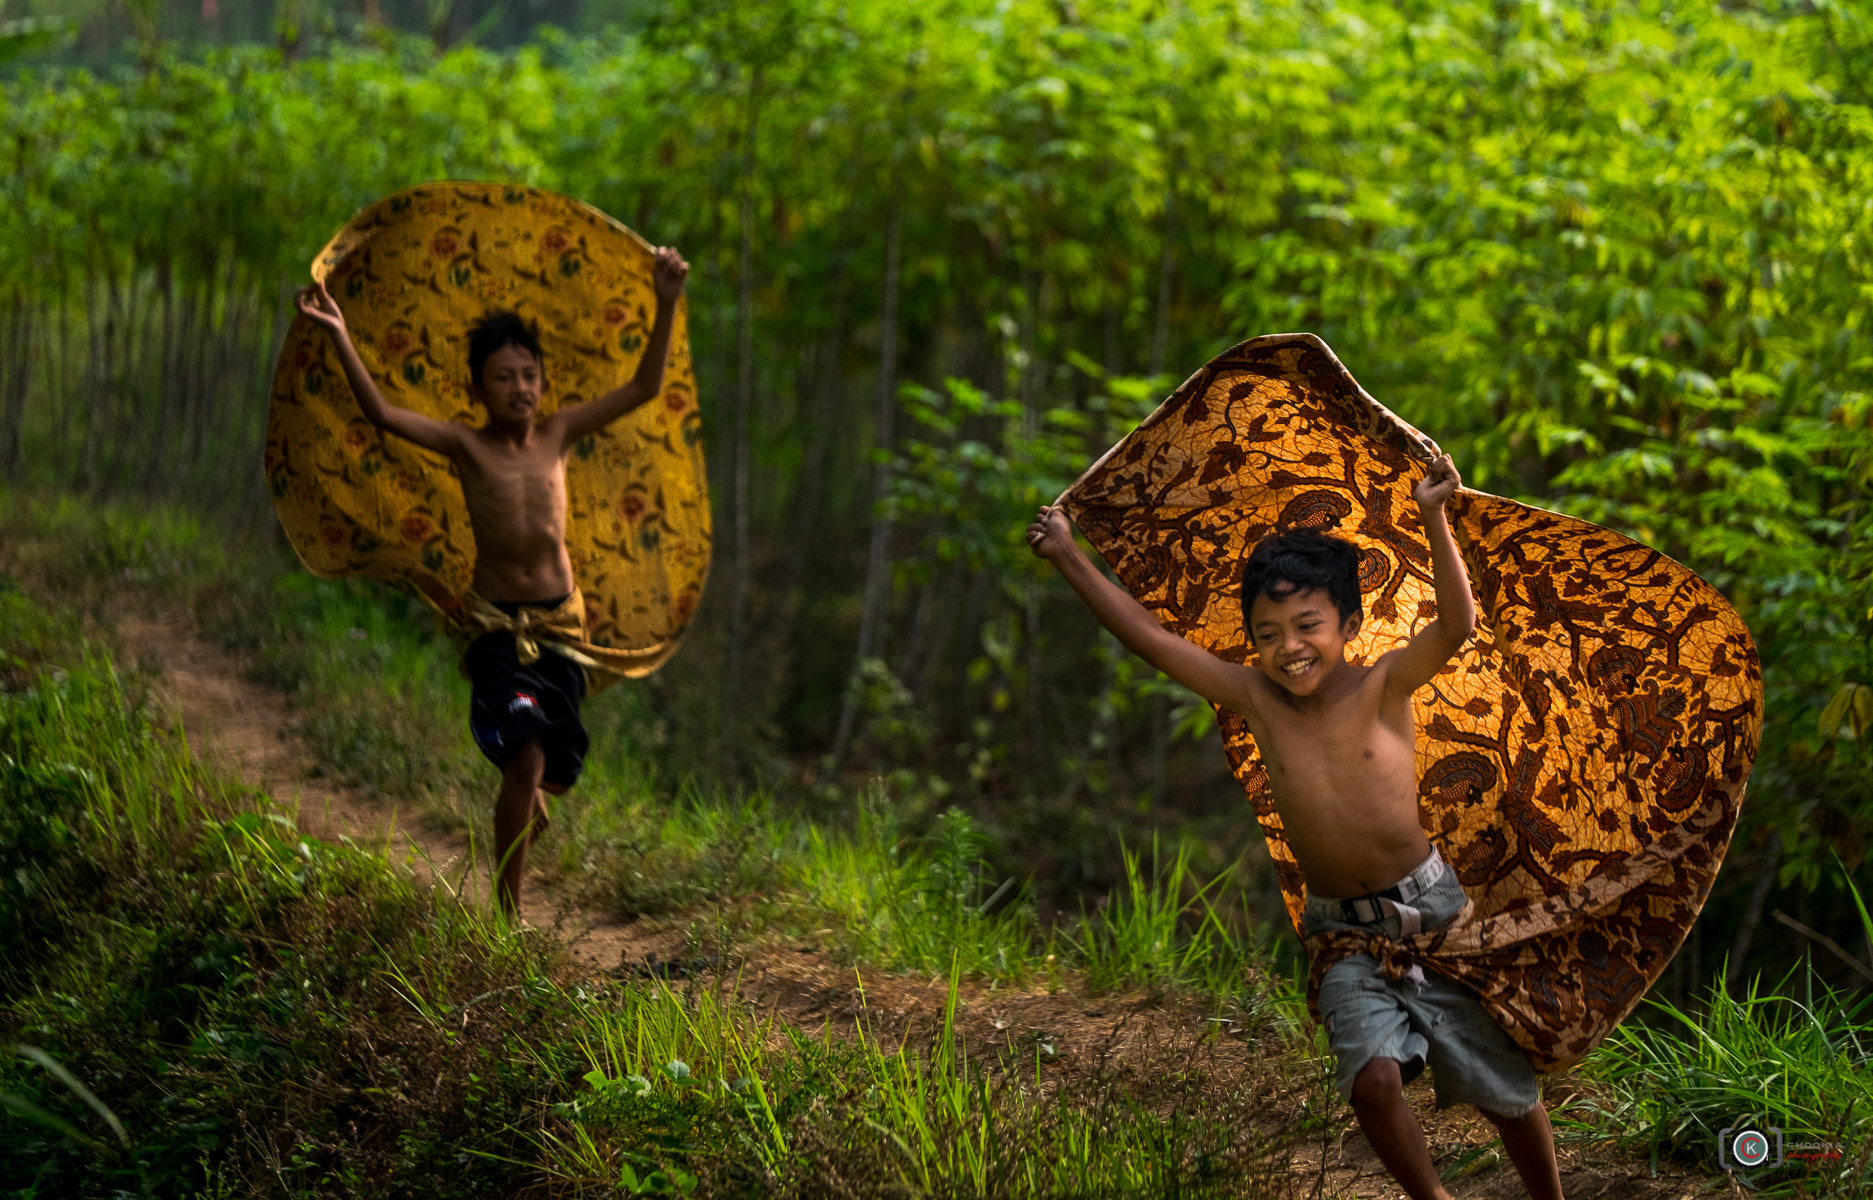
1027,456,1564,1200
294,246,690,918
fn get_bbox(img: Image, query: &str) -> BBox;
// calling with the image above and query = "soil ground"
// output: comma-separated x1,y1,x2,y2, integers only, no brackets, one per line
116,613,1739,1200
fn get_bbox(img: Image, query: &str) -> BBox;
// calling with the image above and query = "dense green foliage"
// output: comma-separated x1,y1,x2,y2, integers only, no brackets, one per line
3,0,1871,986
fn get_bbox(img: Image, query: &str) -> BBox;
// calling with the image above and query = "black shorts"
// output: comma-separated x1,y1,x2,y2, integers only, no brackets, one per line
465,602,588,789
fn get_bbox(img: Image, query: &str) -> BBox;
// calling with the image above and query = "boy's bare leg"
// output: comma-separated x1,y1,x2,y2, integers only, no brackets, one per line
1481,1102,1565,1200
1350,1057,1453,1200
494,739,550,917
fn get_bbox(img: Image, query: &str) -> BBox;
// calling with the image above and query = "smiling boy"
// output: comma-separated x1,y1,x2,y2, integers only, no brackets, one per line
294,246,690,918
1027,455,1565,1200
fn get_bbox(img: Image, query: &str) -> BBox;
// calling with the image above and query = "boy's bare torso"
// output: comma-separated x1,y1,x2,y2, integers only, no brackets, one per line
1027,454,1471,908
1233,655,1434,899
451,420,578,603
294,244,690,610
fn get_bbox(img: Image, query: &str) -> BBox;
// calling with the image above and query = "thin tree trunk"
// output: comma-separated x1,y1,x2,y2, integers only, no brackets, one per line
1098,635,1123,796
53,271,73,482
1150,183,1177,377
242,280,295,526
175,271,206,494
895,565,939,689
1688,917,1702,1002
1018,257,1041,434
776,226,853,647
721,73,762,777
1727,830,1781,993
79,272,102,487
828,190,904,772
0,293,27,480
1148,691,1169,811
1023,579,1043,775
123,267,153,495
903,553,965,699
951,566,991,730
143,259,177,494
194,263,234,498
0,297,18,480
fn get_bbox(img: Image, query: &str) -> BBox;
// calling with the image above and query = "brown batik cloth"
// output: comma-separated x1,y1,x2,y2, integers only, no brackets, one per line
1058,333,1762,1073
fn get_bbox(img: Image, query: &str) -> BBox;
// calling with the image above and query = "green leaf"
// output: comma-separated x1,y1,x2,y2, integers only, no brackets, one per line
1818,683,1873,741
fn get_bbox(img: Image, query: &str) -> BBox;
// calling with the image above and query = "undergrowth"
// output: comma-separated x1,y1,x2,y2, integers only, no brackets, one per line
1569,887,1873,1198
87,492,1293,1012
0,491,1321,1197
23,489,1865,1198
0,631,1316,1197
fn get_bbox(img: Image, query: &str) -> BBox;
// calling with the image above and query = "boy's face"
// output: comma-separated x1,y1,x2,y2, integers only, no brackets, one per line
470,343,545,424
1247,586,1360,697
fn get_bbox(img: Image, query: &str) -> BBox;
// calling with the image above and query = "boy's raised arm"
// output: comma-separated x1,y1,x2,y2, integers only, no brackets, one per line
1382,454,1478,699
557,247,690,444
1028,506,1255,713
295,282,462,458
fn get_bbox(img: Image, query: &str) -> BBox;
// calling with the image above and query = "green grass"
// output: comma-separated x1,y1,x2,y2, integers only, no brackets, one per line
0,648,1312,1196
0,491,1320,1198
526,953,1306,1198
1568,879,1873,1198
43,488,1873,1199
1069,837,1270,1006
197,537,1282,1003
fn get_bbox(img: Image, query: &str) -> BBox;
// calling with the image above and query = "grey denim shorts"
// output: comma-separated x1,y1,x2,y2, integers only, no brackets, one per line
1302,863,1540,1116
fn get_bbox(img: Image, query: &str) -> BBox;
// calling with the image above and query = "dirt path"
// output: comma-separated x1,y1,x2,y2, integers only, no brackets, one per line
116,615,680,973
117,613,1729,1200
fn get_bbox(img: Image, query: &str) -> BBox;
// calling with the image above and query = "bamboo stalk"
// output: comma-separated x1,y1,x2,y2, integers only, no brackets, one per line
722,70,764,775
828,187,903,773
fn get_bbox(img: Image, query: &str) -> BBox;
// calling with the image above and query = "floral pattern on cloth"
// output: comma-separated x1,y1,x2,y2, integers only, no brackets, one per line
265,182,709,690
1057,333,1761,1073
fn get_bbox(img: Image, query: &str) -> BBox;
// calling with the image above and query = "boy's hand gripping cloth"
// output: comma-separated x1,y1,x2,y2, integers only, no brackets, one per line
1057,333,1761,1073
265,183,710,691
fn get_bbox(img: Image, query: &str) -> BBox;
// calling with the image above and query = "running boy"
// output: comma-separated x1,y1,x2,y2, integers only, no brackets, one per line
294,246,690,918
1027,456,1564,1200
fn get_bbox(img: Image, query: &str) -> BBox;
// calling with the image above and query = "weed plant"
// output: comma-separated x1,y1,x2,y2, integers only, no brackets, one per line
795,791,1037,979
6,487,1287,1007
0,493,1320,1197
188,534,1270,1000
1570,880,1873,1197
1070,838,1260,1006
0,642,1309,1197
0,654,563,1195
538,958,1306,1199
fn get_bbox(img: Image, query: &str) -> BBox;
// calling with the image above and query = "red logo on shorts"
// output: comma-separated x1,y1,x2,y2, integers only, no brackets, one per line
508,692,539,713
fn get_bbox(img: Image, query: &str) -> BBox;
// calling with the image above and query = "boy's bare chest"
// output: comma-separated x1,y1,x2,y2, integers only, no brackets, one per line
455,437,568,520
1241,675,1416,783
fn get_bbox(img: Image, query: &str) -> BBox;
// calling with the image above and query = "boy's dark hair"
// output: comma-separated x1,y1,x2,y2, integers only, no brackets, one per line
466,309,545,386
1240,529,1363,626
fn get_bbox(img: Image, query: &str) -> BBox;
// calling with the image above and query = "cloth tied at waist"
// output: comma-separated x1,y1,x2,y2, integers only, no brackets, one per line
457,589,600,670
1304,895,1479,1009
430,585,684,694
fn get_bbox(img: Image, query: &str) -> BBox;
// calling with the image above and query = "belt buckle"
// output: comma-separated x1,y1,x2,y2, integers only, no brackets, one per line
1344,896,1382,924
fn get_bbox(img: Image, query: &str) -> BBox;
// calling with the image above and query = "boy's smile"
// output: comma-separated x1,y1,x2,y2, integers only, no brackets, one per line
472,343,546,426
1248,586,1360,699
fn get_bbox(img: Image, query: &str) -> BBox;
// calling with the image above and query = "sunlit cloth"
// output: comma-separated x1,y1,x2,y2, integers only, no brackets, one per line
456,588,668,693
1058,333,1761,1073
265,182,710,691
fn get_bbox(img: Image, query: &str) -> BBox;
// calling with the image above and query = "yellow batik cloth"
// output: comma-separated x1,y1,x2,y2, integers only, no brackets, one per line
455,589,670,694
1058,333,1762,1073
264,182,710,691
